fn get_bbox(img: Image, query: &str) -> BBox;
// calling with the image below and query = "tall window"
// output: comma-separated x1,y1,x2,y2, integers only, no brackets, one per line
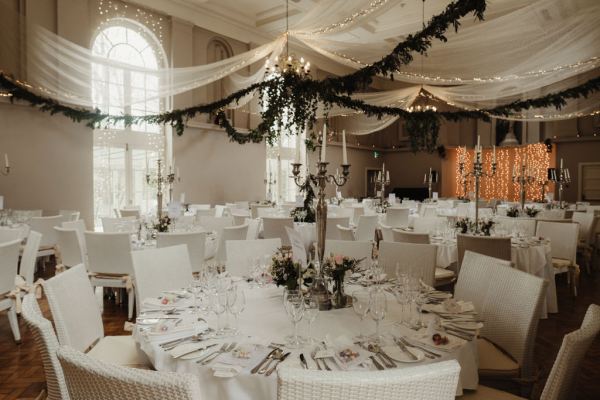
91,19,166,227
266,130,305,203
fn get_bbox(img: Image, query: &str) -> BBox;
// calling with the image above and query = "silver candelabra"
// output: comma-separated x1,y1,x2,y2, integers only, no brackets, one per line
146,159,175,219
424,168,437,201
374,167,390,206
264,172,277,203
549,158,571,208
512,164,535,210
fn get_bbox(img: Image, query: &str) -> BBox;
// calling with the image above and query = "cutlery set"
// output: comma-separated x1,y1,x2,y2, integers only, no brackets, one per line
251,348,289,376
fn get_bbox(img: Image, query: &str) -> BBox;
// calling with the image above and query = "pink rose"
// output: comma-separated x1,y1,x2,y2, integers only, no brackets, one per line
334,254,344,265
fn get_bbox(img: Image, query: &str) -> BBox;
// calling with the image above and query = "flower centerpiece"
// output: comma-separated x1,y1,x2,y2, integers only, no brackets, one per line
506,206,520,218
154,215,171,233
479,218,495,236
524,206,540,218
322,254,364,308
269,248,303,291
455,217,474,234
291,178,316,223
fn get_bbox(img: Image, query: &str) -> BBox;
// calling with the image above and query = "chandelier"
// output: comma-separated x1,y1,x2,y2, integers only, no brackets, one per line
407,89,438,112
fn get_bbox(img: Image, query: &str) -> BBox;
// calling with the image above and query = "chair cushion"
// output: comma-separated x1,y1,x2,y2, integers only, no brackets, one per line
477,338,520,377
87,335,150,369
552,258,573,272
460,385,525,400
435,267,455,280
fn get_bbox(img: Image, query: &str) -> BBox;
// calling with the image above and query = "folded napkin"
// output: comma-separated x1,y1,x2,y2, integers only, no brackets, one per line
245,285,282,300
409,330,465,352
422,299,474,314
212,362,244,378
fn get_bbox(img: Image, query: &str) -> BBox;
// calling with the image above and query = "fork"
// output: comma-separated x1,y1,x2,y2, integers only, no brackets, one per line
196,342,235,365
201,342,237,365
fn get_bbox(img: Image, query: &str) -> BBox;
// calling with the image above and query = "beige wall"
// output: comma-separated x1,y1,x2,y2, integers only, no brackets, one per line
556,140,600,203
0,101,94,225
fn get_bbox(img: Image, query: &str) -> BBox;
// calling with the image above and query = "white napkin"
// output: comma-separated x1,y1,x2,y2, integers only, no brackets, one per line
212,362,244,378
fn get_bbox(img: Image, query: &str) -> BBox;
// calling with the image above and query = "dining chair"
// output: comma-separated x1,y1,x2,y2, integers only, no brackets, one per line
197,215,234,239
412,216,446,234
277,360,461,400
101,216,138,233
379,241,437,286
351,206,365,225
59,210,80,222
54,227,85,271
231,209,251,226
195,208,217,218
456,251,546,383
462,303,600,400
421,205,438,218
378,222,393,242
216,223,249,263
156,231,206,273
535,221,580,296
354,215,378,242
57,345,201,400
19,231,42,285
336,225,355,241
21,294,70,400
257,207,278,218
251,204,272,219
0,227,22,244
262,217,294,247
28,215,63,257
84,232,135,319
62,219,87,256
43,264,149,368
572,212,599,273
385,207,410,228
326,217,350,240
456,234,511,273
537,209,567,220
131,244,193,309
0,239,22,343
214,204,228,217
119,209,140,218
494,216,536,237
245,218,260,240
324,240,373,269
225,238,281,277
392,229,430,244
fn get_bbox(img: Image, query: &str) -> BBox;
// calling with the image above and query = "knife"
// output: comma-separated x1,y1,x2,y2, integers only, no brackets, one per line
369,355,385,370
171,343,217,359
266,352,291,376
299,353,309,369
251,348,277,374
395,338,418,361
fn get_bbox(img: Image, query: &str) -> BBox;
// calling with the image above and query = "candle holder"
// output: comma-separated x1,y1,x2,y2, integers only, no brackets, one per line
264,172,277,203
512,164,535,210
548,163,571,208
423,169,437,201
374,168,390,206
459,149,497,233
146,159,175,219
0,166,9,176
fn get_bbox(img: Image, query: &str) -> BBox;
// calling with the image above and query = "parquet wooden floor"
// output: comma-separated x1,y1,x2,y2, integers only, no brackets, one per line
1,260,599,399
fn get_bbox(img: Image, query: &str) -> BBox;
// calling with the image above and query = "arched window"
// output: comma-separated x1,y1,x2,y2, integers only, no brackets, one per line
91,19,166,227
207,37,234,123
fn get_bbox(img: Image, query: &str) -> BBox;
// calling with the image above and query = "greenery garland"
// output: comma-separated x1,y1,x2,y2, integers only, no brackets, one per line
291,177,316,223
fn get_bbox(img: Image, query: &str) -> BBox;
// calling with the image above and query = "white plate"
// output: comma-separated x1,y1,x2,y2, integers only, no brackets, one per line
381,345,425,363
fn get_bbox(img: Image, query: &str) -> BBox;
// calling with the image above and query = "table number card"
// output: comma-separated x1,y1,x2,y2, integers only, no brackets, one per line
285,226,307,267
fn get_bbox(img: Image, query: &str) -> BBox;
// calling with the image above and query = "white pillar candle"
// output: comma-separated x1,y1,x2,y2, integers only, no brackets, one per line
382,163,385,177
476,135,480,153
560,158,564,169
180,192,185,204
4,154,8,168
378,171,382,181
320,126,327,162
424,173,427,183
342,129,348,165
492,145,496,163
386,170,390,181
294,134,301,163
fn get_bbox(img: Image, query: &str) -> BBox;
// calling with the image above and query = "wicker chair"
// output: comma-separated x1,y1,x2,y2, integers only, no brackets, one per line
43,264,149,368
324,240,373,269
413,217,446,234
457,234,511,274
355,215,379,242
215,223,249,263
263,217,295,247
0,239,22,342
225,239,281,277
21,294,70,400
336,225,355,241
277,360,460,400
392,229,430,244
461,303,600,400
156,232,207,273
385,207,410,228
379,241,437,286
19,231,42,285
57,346,201,400
572,212,599,273
535,221,580,296
378,222,393,242
457,251,546,383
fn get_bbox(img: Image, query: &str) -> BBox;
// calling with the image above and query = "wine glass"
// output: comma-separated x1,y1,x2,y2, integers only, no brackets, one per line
227,285,246,334
369,288,387,344
211,290,228,335
352,290,370,339
304,295,319,344
188,275,203,314
284,290,304,348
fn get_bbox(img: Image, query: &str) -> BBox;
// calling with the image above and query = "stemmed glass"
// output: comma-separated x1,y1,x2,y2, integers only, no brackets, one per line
284,289,304,348
227,285,246,334
211,290,228,336
188,275,203,314
369,288,387,343
352,290,370,339
303,295,319,344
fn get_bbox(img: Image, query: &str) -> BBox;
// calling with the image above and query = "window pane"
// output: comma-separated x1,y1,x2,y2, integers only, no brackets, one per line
93,146,126,229
131,149,159,216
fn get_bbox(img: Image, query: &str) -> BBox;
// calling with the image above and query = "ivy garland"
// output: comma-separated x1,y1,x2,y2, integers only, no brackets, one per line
0,0,598,155
291,177,316,223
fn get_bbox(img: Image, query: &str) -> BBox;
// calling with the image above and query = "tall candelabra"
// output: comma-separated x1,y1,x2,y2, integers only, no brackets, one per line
264,172,276,203
512,164,535,210
146,159,175,219
549,158,571,208
374,165,390,206
423,167,437,201
459,137,497,233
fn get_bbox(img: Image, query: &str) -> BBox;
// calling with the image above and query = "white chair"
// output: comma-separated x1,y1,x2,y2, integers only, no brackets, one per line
231,209,251,226
0,239,22,342
277,360,461,400
392,229,430,244
537,209,567,220
215,204,228,217
62,219,87,257
101,216,138,233
195,208,216,218
0,227,22,243
536,221,580,296
131,245,193,308
421,205,438,218
216,224,249,263
351,206,365,225
119,209,140,218
354,215,378,242
257,207,278,218
494,216,536,237
21,294,69,400
331,207,354,221
262,217,294,247
385,207,410,228
28,215,63,257
462,304,600,400
225,239,281,277
251,204,272,219
378,222,393,242
326,217,350,240
456,251,546,382
572,212,599,273
336,225,355,241
54,227,85,271
324,240,372,269
235,201,250,210
456,234,512,272
245,218,260,240
43,264,148,368
19,231,42,285
59,209,80,222
198,216,233,238
413,216,446,234
379,241,437,286
57,345,201,400
84,232,135,319
156,232,206,273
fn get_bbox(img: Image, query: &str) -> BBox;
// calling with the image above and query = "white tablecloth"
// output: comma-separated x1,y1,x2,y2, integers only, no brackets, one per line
135,284,479,399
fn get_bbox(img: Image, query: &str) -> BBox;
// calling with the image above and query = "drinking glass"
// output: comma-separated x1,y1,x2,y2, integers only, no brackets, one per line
303,295,319,344
211,290,228,335
352,290,370,339
227,286,246,334
369,288,387,343
188,275,203,314
284,290,304,348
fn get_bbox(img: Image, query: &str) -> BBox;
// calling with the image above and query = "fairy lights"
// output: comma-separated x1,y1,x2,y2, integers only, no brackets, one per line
97,0,166,44
454,143,552,201
301,0,390,35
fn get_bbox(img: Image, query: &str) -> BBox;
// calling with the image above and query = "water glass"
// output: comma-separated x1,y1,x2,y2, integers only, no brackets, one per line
211,290,228,335
227,285,246,334
369,288,387,343
284,291,304,348
303,295,319,344
351,290,370,339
